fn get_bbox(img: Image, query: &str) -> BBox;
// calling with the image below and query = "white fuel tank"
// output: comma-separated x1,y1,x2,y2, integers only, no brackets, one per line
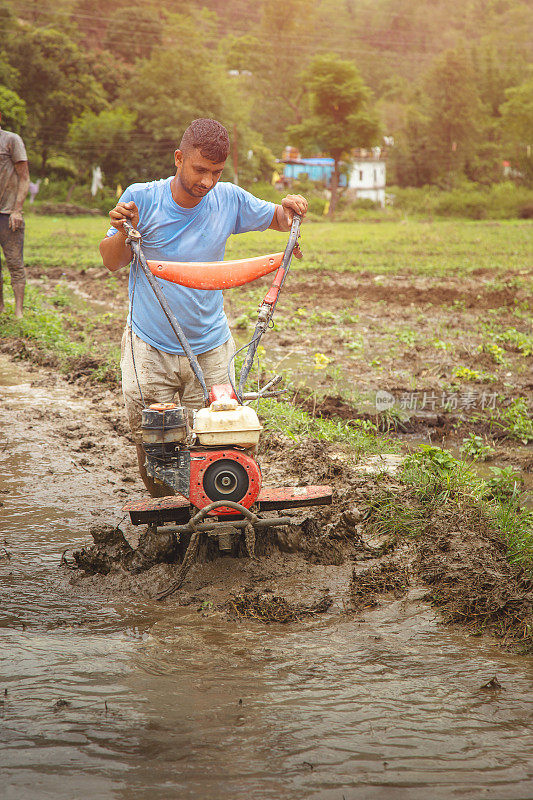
193,398,262,448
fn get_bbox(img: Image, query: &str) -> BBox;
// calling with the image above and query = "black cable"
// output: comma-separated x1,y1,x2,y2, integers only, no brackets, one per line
124,223,209,403
227,334,258,401
236,214,301,400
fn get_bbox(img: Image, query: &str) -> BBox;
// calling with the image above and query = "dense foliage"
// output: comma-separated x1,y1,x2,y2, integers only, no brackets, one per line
0,0,531,191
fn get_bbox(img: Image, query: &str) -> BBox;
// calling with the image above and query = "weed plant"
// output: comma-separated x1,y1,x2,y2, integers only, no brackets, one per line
460,433,496,460
486,398,533,443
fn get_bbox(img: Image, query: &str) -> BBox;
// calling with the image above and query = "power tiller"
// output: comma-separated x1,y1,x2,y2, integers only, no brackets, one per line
120,215,332,595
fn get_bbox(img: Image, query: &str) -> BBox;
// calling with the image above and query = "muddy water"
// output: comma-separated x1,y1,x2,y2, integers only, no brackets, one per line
1,357,533,800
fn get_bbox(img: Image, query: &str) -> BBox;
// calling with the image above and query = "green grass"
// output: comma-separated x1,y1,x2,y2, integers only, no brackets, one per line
226,219,532,276
23,214,109,270
0,280,120,382
22,213,533,277
257,396,397,456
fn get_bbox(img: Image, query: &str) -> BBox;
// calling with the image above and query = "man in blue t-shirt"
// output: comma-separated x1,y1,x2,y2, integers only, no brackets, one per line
99,118,307,496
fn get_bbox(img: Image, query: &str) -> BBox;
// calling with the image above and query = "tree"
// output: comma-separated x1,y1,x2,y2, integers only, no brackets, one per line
424,45,488,186
67,107,136,184
103,4,163,63
499,76,533,185
390,102,434,187
288,55,380,217
120,11,249,182
0,86,27,132
219,0,318,155
5,25,105,171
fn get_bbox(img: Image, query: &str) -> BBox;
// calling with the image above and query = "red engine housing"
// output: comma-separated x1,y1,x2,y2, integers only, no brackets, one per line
189,448,262,515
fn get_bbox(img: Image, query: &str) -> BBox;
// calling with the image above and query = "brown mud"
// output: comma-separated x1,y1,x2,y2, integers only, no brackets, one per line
1,262,532,649
2,351,527,649
57,423,533,648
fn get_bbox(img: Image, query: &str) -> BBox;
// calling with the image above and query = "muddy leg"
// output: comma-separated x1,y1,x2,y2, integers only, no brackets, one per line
12,282,24,319
0,220,25,318
121,327,181,497
135,441,174,498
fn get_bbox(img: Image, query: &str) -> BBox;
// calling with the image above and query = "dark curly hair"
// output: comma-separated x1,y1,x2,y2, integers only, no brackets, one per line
179,118,230,162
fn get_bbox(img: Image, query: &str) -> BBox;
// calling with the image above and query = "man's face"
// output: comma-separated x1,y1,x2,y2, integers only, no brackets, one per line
175,148,226,199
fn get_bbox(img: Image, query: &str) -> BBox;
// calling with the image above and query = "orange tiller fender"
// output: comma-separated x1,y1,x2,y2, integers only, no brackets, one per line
146,252,284,290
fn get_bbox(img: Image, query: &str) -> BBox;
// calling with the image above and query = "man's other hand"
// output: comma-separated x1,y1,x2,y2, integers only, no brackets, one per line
9,211,23,231
281,194,308,226
109,201,140,234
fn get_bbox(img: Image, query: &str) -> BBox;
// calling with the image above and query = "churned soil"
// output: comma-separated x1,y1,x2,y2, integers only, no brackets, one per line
1,259,532,649
69,425,533,648
1,350,531,649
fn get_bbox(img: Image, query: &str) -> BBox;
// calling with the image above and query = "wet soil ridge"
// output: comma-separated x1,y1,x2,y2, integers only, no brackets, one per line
0,337,118,387
294,391,533,446
287,273,531,310
227,591,332,623
415,512,533,642
73,434,532,650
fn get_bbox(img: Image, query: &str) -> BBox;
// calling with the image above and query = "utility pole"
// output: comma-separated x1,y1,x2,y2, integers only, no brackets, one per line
233,123,239,186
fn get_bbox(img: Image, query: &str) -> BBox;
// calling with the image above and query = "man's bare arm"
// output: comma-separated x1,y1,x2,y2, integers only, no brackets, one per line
9,161,30,231
99,200,139,272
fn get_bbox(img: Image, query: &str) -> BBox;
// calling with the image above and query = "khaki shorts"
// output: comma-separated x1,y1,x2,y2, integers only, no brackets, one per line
121,327,235,443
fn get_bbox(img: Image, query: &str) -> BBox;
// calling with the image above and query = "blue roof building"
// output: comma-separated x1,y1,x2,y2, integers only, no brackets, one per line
281,149,386,206
281,157,347,187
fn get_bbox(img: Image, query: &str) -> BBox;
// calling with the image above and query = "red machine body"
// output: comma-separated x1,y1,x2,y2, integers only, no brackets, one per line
189,448,262,515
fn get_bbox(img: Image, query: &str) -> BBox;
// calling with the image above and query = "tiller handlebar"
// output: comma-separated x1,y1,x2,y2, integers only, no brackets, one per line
237,213,301,400
122,212,302,403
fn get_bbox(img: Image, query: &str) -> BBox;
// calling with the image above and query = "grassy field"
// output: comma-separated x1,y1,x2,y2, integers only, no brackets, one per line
19,213,533,276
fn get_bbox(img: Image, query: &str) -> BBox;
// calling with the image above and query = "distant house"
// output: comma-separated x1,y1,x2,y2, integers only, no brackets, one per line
348,149,386,207
280,146,386,207
281,156,347,187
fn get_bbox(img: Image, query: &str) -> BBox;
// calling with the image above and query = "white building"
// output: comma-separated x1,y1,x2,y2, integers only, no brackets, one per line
347,148,386,207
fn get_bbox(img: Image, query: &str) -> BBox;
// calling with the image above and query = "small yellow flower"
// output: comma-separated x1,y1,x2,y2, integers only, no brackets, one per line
314,352,331,370
296,307,307,317
257,345,266,357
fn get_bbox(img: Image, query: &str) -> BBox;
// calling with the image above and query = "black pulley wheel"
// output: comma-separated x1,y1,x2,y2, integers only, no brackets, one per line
202,459,249,503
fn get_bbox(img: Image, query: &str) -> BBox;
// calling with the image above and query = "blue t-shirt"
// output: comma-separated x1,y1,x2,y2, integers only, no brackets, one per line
107,177,276,354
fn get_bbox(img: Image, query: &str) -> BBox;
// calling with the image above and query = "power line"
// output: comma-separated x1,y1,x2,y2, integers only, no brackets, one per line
8,0,533,26
1,24,529,68
4,0,532,55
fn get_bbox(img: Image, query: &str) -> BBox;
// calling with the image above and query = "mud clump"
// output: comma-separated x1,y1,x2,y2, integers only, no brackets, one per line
67,425,531,650
227,590,332,623
74,525,178,574
350,561,410,610
415,513,533,648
